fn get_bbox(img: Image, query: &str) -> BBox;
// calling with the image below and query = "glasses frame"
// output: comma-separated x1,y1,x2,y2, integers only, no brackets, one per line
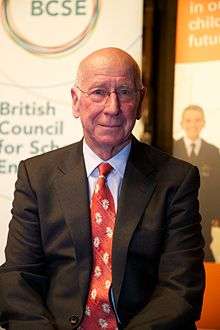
76,85,142,104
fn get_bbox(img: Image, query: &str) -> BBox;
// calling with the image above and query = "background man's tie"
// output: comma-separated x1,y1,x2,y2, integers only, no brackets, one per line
190,143,197,164
80,163,118,329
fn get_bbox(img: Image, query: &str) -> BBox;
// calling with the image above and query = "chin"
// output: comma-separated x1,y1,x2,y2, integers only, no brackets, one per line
98,132,119,140
97,136,123,146
99,138,119,145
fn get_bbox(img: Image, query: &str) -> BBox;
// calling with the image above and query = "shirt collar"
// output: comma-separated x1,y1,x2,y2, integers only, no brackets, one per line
183,135,201,148
83,140,131,179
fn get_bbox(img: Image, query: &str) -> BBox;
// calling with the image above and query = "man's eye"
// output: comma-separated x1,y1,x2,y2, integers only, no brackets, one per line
91,89,107,96
118,89,131,95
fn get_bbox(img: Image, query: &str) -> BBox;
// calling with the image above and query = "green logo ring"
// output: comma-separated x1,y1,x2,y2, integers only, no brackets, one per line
2,0,100,55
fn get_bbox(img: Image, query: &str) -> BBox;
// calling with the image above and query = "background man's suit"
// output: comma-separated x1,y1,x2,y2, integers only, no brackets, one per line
173,138,220,261
0,138,204,330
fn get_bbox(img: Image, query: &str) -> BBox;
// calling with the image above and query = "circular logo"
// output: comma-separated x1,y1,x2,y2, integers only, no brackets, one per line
2,0,100,55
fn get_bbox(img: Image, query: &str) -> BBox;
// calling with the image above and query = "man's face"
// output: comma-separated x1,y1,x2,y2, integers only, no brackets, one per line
71,54,143,155
181,109,205,141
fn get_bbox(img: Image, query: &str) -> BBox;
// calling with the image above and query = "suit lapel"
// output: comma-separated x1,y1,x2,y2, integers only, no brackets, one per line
112,139,157,307
198,139,206,158
53,141,92,303
178,138,188,159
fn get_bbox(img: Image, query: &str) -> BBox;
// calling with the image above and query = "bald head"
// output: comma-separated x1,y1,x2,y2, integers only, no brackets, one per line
76,47,142,89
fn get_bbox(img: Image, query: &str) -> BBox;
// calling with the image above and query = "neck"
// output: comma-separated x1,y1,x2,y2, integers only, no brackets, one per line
85,138,131,160
189,136,199,142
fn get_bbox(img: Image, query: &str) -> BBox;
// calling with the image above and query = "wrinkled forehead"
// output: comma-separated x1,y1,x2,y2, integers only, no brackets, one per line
77,54,140,86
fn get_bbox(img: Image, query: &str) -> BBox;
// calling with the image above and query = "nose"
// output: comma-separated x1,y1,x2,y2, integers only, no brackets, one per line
104,91,120,115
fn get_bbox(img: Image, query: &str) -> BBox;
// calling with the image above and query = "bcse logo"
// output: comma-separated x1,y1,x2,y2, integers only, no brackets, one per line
31,0,87,16
2,0,99,55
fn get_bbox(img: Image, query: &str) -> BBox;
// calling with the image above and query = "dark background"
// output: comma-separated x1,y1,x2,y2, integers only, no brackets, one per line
141,0,177,154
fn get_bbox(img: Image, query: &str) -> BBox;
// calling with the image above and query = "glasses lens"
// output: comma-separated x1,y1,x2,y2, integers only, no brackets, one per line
117,88,136,102
88,88,138,103
89,89,108,103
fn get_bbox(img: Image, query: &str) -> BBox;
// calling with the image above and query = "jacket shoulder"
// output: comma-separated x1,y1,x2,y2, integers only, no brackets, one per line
23,141,81,167
201,139,220,153
18,141,82,186
133,139,197,182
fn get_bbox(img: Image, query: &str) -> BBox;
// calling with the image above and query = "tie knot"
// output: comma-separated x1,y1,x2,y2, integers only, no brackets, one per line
98,163,113,178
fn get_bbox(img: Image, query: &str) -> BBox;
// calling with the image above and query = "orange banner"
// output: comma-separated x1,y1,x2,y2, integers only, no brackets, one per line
176,0,220,63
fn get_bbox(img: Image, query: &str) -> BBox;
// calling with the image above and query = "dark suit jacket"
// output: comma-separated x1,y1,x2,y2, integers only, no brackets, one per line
0,138,204,330
173,138,220,169
173,138,220,261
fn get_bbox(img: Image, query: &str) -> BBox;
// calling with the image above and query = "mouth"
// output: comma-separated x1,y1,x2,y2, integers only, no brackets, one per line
99,124,121,128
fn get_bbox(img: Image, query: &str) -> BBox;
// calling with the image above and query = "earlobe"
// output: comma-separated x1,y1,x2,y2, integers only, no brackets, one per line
71,87,80,118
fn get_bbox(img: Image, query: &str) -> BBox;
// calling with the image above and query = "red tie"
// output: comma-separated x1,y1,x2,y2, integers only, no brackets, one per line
80,163,118,329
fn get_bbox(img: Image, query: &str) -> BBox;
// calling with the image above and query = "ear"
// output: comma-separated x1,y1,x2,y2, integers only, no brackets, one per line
136,86,146,120
71,87,80,118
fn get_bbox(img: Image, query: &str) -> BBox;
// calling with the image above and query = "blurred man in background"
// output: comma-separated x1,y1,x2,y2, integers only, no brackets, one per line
173,105,220,261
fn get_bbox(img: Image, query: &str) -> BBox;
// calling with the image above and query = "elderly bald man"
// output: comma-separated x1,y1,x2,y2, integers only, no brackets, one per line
0,48,204,330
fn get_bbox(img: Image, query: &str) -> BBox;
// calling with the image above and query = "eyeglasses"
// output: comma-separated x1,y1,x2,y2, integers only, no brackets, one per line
76,86,141,104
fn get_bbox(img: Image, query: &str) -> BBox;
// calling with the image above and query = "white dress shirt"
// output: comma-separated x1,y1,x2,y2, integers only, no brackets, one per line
183,136,201,157
83,140,131,211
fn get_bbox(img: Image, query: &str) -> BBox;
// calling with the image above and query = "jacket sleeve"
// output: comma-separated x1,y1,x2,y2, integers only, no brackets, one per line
125,166,205,330
0,161,56,330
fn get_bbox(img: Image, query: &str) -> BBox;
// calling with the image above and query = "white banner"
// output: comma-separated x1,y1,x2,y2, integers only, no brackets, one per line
173,0,220,262
0,0,144,263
